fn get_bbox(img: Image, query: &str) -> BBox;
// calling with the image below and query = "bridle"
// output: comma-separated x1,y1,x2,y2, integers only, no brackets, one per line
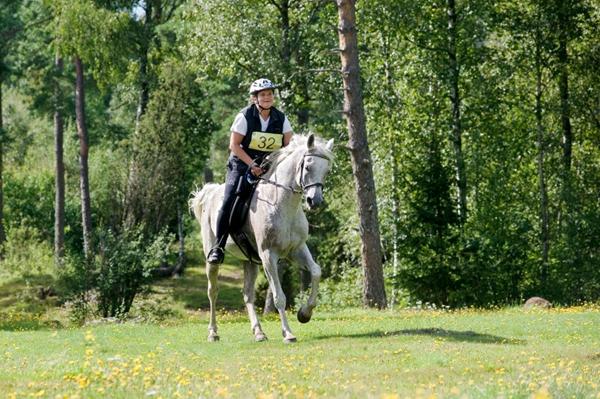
257,151,330,195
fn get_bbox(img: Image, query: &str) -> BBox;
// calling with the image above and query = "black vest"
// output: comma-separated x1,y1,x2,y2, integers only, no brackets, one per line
239,104,285,160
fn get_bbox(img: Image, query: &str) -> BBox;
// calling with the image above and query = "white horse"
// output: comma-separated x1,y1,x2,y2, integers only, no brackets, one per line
190,134,334,343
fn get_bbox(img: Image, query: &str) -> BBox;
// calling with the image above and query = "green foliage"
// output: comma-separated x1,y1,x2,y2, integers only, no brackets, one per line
60,227,173,320
3,171,54,240
127,60,215,235
95,227,172,318
0,224,54,280
307,266,363,310
2,0,599,310
51,0,133,87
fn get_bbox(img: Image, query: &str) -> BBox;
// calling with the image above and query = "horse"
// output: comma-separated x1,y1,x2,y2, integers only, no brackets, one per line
190,134,334,343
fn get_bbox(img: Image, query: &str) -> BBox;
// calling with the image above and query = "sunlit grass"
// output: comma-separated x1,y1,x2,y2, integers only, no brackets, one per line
1,304,599,398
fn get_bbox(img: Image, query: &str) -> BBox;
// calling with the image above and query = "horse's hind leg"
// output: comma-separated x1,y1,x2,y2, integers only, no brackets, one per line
290,244,322,323
243,261,267,342
206,262,220,341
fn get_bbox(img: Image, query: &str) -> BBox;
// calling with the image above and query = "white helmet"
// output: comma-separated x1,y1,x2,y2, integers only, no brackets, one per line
249,78,277,95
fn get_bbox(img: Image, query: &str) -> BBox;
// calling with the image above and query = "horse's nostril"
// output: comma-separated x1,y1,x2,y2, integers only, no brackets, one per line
307,197,313,207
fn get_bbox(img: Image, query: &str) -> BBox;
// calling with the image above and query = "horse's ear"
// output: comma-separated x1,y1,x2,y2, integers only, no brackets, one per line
307,133,315,149
326,138,334,151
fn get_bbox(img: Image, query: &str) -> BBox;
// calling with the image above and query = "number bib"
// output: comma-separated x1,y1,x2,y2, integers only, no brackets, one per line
247,131,283,152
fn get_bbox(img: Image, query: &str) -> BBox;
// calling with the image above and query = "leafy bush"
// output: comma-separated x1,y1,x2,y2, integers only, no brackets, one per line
3,171,55,241
95,228,172,318
0,224,54,279
298,266,363,311
59,227,173,321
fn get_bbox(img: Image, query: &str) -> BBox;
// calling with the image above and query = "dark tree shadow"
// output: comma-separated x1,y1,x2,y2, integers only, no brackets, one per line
313,328,525,345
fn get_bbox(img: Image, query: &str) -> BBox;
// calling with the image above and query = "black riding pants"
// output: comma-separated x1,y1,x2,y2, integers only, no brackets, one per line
214,157,249,249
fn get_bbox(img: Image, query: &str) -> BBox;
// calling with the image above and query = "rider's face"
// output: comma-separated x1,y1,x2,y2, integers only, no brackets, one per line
255,90,274,109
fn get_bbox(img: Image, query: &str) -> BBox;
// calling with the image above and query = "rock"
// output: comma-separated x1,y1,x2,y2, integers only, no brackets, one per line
524,296,552,309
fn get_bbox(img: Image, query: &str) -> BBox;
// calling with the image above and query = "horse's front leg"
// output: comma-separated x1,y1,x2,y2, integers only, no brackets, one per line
290,244,322,323
206,261,220,341
260,250,296,343
243,261,267,341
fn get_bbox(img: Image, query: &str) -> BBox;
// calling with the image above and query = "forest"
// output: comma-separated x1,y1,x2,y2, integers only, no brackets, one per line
1,0,599,319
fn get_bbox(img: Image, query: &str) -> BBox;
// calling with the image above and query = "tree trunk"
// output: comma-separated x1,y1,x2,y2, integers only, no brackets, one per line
381,34,401,308
558,35,572,172
535,44,550,292
74,57,93,258
173,204,186,276
0,79,6,247
54,55,65,264
135,46,150,132
336,0,387,309
447,0,468,224
135,1,152,132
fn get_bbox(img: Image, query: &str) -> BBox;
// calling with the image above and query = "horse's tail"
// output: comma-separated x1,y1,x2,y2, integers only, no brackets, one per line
189,183,220,223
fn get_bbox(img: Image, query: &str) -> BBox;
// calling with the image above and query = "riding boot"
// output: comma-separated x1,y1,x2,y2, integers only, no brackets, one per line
207,207,231,264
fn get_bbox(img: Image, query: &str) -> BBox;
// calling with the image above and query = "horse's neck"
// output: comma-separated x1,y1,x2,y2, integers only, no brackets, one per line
272,149,302,188
258,149,303,211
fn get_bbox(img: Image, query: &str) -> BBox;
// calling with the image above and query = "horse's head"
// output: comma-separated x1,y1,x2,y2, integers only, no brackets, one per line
299,134,334,210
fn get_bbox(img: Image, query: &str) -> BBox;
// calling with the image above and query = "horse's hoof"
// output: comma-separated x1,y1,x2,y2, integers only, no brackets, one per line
297,309,312,324
282,330,297,343
208,334,220,342
284,336,297,344
255,333,268,342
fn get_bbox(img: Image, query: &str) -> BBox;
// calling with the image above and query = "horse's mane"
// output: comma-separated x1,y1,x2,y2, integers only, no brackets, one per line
266,134,334,170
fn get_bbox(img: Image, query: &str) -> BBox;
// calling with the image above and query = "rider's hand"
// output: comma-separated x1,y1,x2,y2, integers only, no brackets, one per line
250,165,264,177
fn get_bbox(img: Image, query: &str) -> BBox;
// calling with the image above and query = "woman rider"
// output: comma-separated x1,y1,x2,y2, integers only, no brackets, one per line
206,78,293,264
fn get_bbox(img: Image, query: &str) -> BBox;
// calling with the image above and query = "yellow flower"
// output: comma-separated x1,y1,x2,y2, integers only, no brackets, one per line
531,386,551,399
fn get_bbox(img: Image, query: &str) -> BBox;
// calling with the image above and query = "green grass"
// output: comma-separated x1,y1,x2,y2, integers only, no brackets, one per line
1,304,599,398
1,252,599,398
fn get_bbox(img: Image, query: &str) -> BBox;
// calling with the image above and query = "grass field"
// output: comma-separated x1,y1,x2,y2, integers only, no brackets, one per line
1,264,599,398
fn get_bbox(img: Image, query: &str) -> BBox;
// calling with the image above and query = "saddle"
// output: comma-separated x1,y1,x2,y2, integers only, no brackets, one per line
228,171,261,263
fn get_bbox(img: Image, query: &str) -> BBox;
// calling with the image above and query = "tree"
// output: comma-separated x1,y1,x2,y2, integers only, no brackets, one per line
73,56,92,258
336,0,386,308
54,54,65,263
446,0,468,224
52,0,131,257
0,0,25,248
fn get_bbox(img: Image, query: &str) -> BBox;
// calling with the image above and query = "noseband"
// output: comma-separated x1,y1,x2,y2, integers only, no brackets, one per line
298,152,330,192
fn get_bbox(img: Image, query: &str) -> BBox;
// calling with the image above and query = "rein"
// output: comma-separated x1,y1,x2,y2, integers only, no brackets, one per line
257,151,330,194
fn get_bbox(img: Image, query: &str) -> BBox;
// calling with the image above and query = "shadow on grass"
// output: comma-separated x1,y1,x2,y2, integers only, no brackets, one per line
314,328,525,345
0,319,64,332
151,264,245,311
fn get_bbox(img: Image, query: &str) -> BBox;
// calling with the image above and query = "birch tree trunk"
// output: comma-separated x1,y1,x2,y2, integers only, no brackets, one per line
0,79,6,247
336,0,387,308
172,205,186,276
74,57,92,258
558,33,572,172
54,55,65,264
447,0,468,224
135,1,153,132
535,35,550,290
381,35,401,308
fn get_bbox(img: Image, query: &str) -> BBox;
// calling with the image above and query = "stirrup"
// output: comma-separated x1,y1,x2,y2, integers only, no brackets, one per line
207,247,224,264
